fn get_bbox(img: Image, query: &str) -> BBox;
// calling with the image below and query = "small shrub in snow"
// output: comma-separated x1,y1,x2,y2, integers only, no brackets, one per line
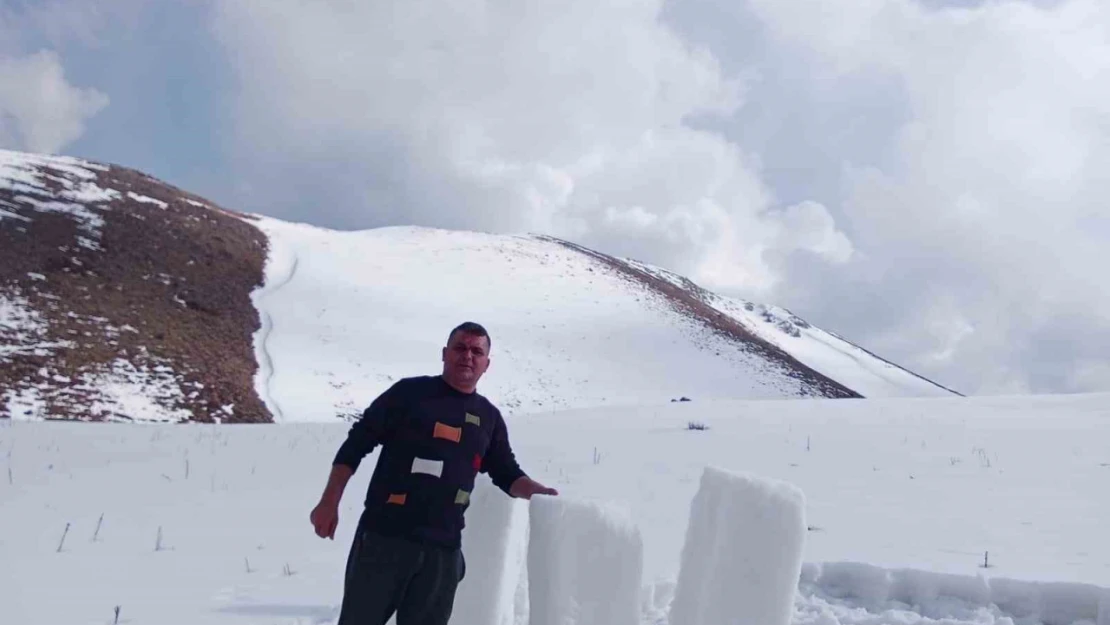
57,522,70,553
92,513,104,542
687,421,709,431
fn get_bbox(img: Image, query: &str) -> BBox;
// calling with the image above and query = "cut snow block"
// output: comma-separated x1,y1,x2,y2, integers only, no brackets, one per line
992,578,1104,625
890,568,991,612
669,466,807,625
527,495,643,625
817,561,892,610
454,475,529,625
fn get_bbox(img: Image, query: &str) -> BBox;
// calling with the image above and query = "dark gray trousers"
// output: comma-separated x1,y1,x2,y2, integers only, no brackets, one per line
337,524,466,625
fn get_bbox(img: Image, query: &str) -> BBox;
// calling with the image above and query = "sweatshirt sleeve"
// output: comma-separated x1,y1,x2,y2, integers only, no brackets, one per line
333,380,406,472
482,408,527,495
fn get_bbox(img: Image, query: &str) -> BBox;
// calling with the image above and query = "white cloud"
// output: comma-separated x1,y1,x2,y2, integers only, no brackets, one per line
767,201,853,264
211,0,852,295
0,51,108,153
737,0,1110,393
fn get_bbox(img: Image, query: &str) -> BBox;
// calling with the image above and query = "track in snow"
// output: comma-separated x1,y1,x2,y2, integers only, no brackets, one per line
252,246,299,423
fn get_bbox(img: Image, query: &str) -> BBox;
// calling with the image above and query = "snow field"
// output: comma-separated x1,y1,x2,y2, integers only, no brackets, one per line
2,392,1109,625
526,495,644,625
670,467,807,625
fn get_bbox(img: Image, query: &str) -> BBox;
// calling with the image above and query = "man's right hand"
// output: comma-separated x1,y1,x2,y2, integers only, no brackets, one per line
310,499,339,539
310,464,355,540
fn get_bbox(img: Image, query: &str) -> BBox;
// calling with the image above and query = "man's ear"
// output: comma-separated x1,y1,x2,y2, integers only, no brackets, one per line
441,346,447,362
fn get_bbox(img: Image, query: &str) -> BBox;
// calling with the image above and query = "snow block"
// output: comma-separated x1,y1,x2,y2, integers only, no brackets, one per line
992,578,1106,625
816,561,892,610
669,466,807,625
454,475,529,625
890,568,992,610
526,495,643,625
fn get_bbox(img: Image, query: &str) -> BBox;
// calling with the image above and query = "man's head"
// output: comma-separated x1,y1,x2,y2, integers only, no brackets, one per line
441,322,491,393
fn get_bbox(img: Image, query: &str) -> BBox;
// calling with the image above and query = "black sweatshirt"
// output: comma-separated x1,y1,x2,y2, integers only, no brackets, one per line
333,375,526,548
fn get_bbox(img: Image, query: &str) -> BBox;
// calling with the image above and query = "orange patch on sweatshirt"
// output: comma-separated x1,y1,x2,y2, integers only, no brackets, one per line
433,422,462,443
386,493,407,505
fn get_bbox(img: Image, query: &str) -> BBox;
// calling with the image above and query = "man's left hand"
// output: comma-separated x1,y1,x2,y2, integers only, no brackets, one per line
509,476,559,499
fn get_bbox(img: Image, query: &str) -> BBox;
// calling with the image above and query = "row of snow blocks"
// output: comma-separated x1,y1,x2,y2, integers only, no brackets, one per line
453,467,806,625
804,561,1110,625
526,495,644,625
991,578,1110,625
669,466,808,625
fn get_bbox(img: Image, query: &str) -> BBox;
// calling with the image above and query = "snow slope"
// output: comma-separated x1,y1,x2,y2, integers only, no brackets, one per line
624,258,958,398
3,147,956,424
248,216,955,424
2,392,1107,625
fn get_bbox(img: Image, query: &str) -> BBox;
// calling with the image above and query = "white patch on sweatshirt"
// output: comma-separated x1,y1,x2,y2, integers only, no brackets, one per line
412,457,444,478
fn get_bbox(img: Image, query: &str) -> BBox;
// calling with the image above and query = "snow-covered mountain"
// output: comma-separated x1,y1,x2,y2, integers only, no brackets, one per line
251,218,958,422
1,148,957,422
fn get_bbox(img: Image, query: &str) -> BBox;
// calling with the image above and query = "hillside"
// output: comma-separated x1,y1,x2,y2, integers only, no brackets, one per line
0,149,269,422
1,148,957,422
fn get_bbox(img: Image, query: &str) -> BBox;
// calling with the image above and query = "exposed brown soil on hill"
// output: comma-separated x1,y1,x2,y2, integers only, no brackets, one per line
1,154,272,422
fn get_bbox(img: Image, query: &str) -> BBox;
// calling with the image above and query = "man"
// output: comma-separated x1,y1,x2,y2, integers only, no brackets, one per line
310,321,557,625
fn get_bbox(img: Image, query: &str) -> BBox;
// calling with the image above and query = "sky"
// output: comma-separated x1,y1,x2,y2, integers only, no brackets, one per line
1,0,1108,396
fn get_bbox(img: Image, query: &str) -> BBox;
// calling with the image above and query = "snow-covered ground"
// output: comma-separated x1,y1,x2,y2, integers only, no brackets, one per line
248,215,954,425
2,391,1107,625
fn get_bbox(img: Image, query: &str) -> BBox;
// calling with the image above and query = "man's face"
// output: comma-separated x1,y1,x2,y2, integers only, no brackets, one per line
442,331,490,388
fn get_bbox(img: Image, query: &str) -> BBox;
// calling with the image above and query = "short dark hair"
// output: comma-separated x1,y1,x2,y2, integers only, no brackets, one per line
448,321,491,349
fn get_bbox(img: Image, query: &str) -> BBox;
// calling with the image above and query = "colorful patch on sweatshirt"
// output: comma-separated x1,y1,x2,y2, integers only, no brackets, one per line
433,421,462,443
